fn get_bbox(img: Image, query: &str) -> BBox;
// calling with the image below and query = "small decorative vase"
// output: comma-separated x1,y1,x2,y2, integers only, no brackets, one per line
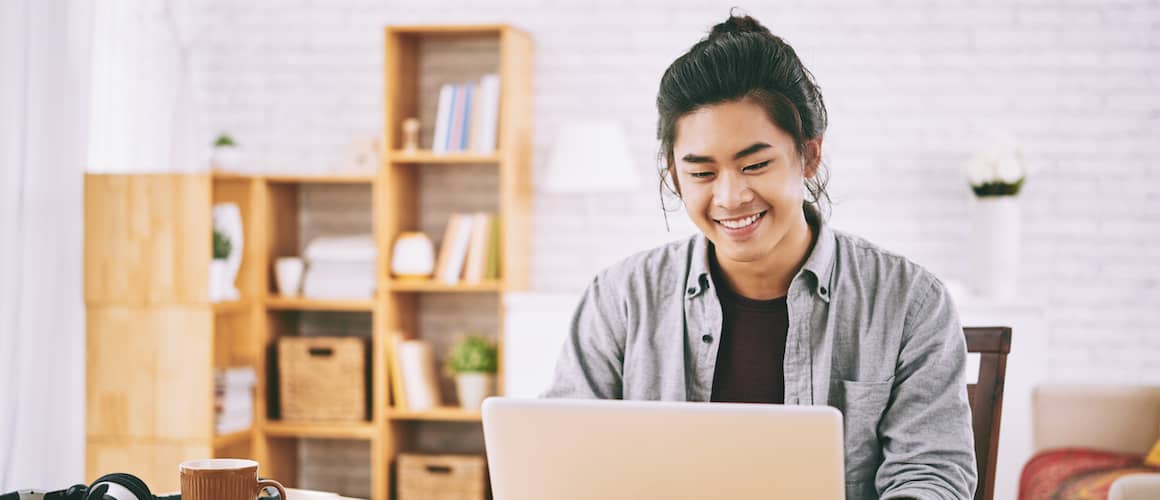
402,118,420,152
391,232,435,279
971,195,1021,300
210,146,243,172
212,203,243,301
209,259,231,302
275,257,305,296
455,373,495,411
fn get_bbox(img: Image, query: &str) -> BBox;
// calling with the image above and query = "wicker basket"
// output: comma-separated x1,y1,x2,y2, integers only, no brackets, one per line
278,336,368,421
398,453,488,500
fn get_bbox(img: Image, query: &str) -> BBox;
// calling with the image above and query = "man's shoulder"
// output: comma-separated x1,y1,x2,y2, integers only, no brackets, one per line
592,234,697,291
832,229,942,295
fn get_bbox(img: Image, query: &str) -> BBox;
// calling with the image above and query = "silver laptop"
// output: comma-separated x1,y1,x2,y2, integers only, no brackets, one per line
482,397,845,500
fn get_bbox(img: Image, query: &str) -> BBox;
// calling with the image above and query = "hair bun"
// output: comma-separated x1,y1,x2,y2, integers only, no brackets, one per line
709,13,772,40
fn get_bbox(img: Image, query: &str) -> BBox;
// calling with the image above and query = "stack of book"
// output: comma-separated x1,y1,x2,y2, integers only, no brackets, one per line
214,367,256,435
431,74,501,154
433,212,501,285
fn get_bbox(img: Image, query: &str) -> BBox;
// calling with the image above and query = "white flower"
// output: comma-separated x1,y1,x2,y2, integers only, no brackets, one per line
963,130,1027,187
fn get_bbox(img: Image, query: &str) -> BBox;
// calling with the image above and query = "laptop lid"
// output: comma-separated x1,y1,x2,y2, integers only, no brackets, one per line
482,397,845,500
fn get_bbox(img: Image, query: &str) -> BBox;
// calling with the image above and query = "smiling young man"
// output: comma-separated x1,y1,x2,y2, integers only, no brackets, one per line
543,13,978,500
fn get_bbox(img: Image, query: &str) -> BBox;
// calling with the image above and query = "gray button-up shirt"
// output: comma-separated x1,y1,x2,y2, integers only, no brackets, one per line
543,218,977,500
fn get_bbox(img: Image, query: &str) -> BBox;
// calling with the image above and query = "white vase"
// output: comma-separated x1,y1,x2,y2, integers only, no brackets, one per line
211,147,244,172
971,196,1021,300
212,203,243,301
391,232,435,279
275,257,305,296
209,259,231,302
455,373,495,411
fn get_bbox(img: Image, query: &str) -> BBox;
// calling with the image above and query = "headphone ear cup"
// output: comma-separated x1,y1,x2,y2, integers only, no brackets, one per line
88,473,153,500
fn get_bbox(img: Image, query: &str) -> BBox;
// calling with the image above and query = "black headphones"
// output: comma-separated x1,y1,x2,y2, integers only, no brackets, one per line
0,472,165,500
85,473,156,500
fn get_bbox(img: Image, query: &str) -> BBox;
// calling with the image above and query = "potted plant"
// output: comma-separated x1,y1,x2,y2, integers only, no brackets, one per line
210,133,244,172
210,227,232,302
962,131,1031,300
444,335,498,411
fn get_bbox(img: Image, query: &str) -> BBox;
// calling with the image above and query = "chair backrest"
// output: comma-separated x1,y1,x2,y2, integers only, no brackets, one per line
964,326,1012,500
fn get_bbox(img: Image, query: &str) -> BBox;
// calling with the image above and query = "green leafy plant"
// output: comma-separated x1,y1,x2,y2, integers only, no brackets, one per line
213,228,232,260
214,133,236,148
444,335,498,375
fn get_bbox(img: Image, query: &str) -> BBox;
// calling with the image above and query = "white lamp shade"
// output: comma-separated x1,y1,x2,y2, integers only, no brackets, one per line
541,119,640,193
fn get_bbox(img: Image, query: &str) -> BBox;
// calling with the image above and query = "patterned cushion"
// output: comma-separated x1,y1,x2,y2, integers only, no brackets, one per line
1020,448,1160,499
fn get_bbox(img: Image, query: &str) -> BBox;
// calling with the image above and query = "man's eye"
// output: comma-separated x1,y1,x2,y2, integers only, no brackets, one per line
743,161,770,172
690,172,714,179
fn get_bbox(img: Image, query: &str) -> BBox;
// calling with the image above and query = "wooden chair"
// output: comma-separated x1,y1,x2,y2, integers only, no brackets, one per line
964,326,1012,500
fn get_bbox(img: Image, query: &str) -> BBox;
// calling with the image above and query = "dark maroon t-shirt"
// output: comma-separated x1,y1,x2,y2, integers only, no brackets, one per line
708,255,789,404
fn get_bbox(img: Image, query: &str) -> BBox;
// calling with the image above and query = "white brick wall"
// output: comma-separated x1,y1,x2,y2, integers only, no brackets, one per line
192,0,1159,494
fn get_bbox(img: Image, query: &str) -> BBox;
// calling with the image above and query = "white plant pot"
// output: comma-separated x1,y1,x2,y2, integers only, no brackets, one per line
209,259,231,302
971,196,1021,301
211,147,244,172
455,373,495,411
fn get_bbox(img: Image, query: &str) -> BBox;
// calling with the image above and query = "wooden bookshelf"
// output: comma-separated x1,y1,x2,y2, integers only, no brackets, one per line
378,24,532,500
84,24,532,500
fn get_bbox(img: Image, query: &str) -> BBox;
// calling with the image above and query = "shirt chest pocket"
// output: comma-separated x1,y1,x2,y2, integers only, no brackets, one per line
835,378,893,489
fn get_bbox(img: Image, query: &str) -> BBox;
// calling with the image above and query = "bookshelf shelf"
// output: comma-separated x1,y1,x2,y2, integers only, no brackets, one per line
387,407,482,422
265,173,377,184
387,280,502,293
388,150,501,164
213,429,253,449
266,297,375,312
264,421,378,440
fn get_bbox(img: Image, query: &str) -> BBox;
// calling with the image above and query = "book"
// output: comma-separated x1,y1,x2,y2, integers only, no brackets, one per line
473,74,501,154
389,333,409,410
462,212,491,284
459,84,474,151
448,85,467,152
395,338,441,411
437,213,475,285
432,84,453,154
433,213,461,282
486,215,502,280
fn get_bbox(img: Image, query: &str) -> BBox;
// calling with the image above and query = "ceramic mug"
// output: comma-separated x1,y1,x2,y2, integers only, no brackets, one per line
180,458,286,500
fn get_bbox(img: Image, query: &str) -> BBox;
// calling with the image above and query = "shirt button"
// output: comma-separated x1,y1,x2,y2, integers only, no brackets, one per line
686,287,697,296
820,286,828,296
701,334,713,344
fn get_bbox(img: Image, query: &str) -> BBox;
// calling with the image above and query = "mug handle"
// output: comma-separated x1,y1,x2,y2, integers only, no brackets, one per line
257,479,288,500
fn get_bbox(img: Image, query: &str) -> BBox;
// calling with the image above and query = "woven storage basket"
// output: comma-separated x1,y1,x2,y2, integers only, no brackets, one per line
278,336,368,421
398,453,488,500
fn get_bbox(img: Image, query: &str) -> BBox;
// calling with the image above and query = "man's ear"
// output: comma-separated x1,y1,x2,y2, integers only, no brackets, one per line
803,137,823,179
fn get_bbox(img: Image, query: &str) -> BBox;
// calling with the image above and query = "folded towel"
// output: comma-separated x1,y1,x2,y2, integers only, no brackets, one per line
303,234,377,262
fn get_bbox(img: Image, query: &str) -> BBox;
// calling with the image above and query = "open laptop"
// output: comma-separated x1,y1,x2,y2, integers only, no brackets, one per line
481,397,845,500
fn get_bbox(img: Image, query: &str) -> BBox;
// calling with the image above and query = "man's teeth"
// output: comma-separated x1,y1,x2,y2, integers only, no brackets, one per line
719,212,761,229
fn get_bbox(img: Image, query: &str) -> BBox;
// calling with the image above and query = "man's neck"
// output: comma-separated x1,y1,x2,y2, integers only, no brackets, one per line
714,217,816,301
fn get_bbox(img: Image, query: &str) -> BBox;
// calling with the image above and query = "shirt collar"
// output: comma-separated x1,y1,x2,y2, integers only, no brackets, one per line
686,205,837,303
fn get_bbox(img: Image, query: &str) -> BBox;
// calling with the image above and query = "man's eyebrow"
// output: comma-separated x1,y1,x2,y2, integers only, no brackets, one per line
680,142,772,164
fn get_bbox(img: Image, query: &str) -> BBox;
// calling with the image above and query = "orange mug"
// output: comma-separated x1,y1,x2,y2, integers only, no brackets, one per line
180,458,287,500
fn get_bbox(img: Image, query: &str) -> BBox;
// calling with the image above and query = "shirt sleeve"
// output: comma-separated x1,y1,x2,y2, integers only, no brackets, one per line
877,278,979,500
540,273,627,399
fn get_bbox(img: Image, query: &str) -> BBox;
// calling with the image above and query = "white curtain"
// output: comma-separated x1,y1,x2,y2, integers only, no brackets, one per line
0,0,93,492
